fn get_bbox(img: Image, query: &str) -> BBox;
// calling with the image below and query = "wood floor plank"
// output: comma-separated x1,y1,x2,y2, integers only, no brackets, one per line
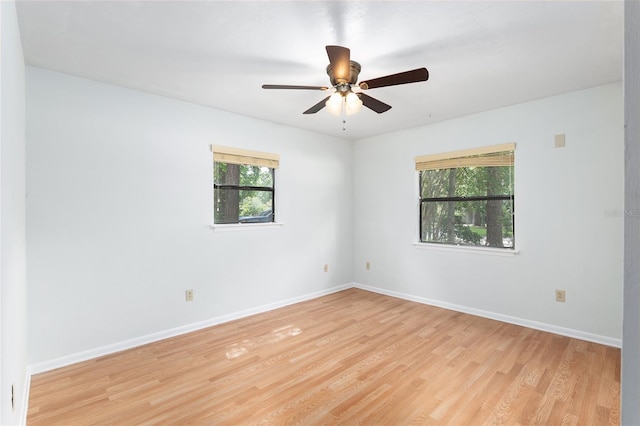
27,288,620,425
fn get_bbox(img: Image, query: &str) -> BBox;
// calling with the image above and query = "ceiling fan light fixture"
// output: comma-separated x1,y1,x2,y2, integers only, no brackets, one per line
345,92,363,116
325,92,344,116
325,90,363,116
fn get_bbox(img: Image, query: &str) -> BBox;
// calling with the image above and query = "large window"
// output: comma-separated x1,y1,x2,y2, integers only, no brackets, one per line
212,146,279,224
416,144,515,248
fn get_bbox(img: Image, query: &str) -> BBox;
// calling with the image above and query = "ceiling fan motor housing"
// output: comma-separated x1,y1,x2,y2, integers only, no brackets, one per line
326,61,361,87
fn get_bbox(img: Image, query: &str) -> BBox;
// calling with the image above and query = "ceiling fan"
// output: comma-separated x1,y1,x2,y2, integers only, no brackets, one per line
262,45,429,116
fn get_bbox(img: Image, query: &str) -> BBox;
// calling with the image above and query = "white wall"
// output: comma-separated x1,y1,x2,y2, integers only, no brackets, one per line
0,1,28,424
623,0,640,423
353,84,623,343
26,67,353,366
24,64,625,402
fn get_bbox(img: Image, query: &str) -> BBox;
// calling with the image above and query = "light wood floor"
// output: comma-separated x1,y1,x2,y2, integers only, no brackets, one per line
28,288,620,425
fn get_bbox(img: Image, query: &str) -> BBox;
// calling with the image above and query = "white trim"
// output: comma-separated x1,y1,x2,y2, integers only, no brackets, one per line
210,222,284,232
412,242,519,256
20,369,31,426
28,281,620,377
352,283,621,348
28,283,351,375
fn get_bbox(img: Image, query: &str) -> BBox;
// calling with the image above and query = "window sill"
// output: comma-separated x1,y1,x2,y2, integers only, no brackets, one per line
210,222,284,232
412,242,519,256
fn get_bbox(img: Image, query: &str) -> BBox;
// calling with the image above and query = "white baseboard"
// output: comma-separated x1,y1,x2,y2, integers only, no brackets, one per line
352,282,621,348
23,280,620,426
27,281,620,379
29,283,352,375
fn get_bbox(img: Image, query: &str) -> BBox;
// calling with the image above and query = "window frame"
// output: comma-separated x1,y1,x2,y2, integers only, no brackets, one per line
415,143,516,250
211,145,281,229
214,166,275,224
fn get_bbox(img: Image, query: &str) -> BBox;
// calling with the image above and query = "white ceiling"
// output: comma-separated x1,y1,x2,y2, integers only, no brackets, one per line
15,1,623,141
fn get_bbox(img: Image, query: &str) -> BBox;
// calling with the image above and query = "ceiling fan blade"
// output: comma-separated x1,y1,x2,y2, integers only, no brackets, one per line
326,45,351,83
359,68,429,90
303,96,331,114
262,84,329,90
358,93,392,114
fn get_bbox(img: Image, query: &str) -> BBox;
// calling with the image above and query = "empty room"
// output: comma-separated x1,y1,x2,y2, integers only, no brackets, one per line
2,0,639,424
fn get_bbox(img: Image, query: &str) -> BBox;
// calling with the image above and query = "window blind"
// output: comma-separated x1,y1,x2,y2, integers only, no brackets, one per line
415,143,515,171
212,145,280,169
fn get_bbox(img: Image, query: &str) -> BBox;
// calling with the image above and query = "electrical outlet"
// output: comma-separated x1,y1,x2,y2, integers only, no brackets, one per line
324,264,328,272
366,261,371,270
185,289,194,302
555,289,566,303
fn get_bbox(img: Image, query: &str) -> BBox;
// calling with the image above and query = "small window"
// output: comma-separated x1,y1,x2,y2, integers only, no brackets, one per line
415,144,515,248
212,146,279,225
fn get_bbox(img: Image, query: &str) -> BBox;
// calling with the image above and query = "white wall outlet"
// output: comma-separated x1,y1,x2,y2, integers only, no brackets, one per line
555,134,566,148
555,289,566,303
185,289,194,301
324,264,328,272
366,261,371,270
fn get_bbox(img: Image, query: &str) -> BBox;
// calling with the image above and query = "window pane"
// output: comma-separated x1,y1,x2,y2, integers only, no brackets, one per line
420,166,513,198
239,166,273,187
420,169,458,198
215,163,273,188
215,188,273,224
214,161,275,225
421,199,514,248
